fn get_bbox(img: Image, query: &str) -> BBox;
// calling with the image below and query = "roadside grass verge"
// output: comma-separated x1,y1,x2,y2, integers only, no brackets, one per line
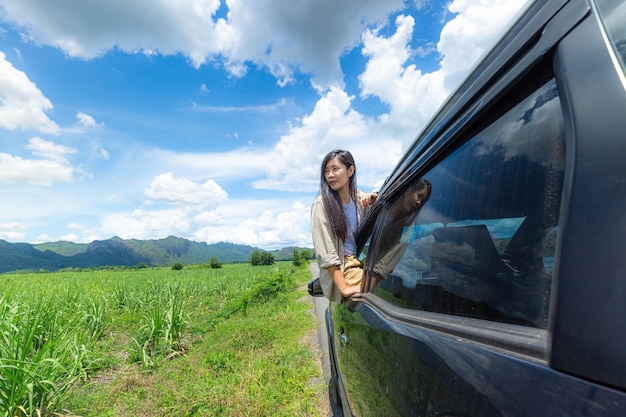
0,263,323,416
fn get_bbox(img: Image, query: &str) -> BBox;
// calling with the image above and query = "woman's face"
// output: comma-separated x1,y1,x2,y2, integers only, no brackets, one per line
401,187,429,213
324,157,354,194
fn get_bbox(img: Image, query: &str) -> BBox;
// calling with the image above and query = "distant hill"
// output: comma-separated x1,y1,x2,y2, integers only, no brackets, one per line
33,240,87,256
0,236,312,274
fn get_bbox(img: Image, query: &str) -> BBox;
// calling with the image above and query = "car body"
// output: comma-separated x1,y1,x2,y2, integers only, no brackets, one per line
310,0,626,415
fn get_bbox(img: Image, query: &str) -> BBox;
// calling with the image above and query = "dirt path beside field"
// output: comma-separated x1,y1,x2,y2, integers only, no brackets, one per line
301,263,338,417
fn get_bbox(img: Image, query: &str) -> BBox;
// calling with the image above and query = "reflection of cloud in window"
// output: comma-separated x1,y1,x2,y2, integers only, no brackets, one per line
475,80,563,168
408,222,444,242
519,87,558,125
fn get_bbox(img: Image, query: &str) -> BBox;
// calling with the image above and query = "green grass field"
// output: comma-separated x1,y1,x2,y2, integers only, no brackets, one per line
0,262,324,416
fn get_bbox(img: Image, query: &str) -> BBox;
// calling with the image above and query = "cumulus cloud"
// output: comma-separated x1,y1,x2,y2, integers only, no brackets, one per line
60,222,100,243
0,0,227,64
193,200,312,249
0,221,27,241
144,172,228,208
359,13,447,143
223,0,405,88
99,196,311,249
97,173,232,242
0,52,60,134
0,138,76,185
258,0,528,196
0,0,406,89
255,87,396,192
438,0,529,90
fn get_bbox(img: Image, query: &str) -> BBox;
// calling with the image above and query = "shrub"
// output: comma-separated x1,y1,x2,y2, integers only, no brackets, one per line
299,248,314,261
293,248,313,266
171,263,183,270
248,250,274,266
292,248,302,266
209,257,222,269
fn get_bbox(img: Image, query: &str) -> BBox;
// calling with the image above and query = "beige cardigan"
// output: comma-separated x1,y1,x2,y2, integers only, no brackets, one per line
310,191,367,303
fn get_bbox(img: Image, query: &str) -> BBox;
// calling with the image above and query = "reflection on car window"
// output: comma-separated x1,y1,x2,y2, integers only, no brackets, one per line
594,0,626,75
368,79,564,329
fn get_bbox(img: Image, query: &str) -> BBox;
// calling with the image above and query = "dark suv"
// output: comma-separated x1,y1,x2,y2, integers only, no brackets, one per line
310,0,626,415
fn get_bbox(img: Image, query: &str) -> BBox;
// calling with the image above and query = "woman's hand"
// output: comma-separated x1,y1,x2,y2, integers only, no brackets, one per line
340,285,361,298
361,192,379,208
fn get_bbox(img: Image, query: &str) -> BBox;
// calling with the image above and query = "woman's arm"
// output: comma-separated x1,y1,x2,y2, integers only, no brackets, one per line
327,265,360,297
311,197,341,267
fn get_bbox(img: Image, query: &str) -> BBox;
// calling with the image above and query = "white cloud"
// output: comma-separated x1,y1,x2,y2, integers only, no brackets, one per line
259,0,529,197
97,173,230,242
0,0,226,64
193,199,312,249
438,0,529,90
223,0,405,88
0,221,27,241
34,233,53,244
62,111,104,134
26,137,76,161
99,148,110,160
359,14,447,146
0,0,526,95
255,87,398,192
67,222,85,230
0,52,60,134
60,223,100,243
101,208,194,240
76,111,102,128
0,138,76,185
144,172,228,208
0,0,405,89
98,197,312,249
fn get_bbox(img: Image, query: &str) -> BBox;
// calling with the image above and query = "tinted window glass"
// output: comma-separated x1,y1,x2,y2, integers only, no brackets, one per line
368,79,564,329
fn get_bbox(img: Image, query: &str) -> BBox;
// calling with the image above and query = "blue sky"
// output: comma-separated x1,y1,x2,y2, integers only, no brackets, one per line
0,0,527,249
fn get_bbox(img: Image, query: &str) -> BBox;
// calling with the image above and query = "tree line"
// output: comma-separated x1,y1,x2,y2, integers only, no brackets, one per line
248,248,314,267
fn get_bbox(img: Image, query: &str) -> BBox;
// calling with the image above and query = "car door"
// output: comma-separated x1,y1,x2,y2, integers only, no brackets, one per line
333,1,626,415
344,72,565,416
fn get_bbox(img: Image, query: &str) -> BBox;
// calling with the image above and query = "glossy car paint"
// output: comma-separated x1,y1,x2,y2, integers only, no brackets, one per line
331,299,626,416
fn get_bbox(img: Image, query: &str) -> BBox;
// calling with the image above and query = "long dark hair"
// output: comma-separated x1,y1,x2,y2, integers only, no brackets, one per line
320,149,358,242
377,178,432,255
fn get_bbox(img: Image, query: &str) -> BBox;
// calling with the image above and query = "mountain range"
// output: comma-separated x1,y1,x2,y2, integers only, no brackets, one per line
0,236,311,274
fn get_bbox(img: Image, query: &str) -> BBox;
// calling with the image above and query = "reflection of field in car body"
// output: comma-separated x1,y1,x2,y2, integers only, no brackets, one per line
332,301,502,417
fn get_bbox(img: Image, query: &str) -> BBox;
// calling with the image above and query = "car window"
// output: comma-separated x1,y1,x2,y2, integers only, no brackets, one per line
594,0,626,75
367,78,565,329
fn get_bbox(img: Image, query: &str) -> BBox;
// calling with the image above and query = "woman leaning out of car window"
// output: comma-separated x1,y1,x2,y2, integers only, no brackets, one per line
311,149,378,303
